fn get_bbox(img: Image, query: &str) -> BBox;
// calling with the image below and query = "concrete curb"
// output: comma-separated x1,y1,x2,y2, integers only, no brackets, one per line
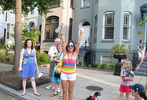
0,83,38,100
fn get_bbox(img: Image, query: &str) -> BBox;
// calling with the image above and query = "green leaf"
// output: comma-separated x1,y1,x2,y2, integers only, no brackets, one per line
139,19,144,26
10,33,14,37
0,0,60,15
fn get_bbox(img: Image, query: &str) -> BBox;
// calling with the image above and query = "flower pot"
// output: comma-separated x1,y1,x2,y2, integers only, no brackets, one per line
113,54,126,60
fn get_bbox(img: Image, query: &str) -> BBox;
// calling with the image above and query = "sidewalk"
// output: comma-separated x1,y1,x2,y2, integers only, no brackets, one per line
0,63,146,100
23,67,146,100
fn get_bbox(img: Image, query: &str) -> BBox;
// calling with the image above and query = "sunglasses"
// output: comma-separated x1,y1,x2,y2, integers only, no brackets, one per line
68,44,74,47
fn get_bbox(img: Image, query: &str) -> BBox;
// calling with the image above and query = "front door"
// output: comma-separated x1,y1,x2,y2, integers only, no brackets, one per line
79,26,90,47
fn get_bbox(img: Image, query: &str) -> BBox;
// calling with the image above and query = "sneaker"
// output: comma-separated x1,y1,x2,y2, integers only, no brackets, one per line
46,85,54,90
57,88,61,93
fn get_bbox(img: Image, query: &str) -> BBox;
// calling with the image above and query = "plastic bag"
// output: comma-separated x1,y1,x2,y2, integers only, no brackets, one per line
36,69,43,78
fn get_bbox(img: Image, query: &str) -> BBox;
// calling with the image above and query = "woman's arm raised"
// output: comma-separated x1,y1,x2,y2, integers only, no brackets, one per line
60,26,66,54
136,54,147,71
75,29,83,55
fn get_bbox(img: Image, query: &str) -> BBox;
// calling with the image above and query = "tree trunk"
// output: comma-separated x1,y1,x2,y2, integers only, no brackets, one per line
14,0,22,73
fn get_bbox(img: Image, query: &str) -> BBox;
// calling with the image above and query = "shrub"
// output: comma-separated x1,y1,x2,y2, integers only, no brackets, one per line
36,51,50,65
110,64,115,70
102,63,107,69
11,44,15,50
112,44,129,57
88,64,91,68
98,63,102,69
94,62,99,68
0,49,6,58
0,49,7,62
0,70,8,75
82,64,86,67
0,43,6,49
7,50,14,63
105,63,111,70
79,61,82,66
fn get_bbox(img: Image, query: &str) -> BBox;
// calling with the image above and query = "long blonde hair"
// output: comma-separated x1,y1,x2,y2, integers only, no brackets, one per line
123,60,132,71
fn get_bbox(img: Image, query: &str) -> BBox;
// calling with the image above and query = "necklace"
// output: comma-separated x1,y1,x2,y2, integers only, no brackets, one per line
26,48,33,56
67,52,73,62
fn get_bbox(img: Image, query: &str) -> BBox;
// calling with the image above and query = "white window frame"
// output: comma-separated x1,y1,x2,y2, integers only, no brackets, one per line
81,0,90,8
102,11,115,40
123,12,131,41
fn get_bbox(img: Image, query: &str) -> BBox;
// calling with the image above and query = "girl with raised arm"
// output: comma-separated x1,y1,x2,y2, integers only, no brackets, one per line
59,25,83,100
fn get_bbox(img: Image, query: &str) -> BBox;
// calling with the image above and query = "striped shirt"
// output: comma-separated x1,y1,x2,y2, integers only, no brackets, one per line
121,69,135,86
62,53,76,74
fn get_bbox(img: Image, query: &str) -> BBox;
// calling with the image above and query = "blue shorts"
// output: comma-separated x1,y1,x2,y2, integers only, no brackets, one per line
52,70,61,82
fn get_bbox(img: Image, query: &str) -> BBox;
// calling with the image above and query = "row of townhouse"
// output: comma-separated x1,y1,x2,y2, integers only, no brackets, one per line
0,0,147,66
0,7,42,44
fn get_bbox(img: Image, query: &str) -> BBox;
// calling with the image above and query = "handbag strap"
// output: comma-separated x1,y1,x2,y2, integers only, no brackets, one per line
58,52,63,59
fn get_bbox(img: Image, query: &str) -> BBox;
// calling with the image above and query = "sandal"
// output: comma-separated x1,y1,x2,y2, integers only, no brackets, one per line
50,93,58,97
21,92,26,96
34,93,41,97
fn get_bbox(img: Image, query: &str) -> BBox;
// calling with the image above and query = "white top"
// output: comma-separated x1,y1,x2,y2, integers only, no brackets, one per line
48,45,58,61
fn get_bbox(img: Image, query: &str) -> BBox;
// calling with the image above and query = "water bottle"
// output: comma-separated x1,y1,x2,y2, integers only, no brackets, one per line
55,24,62,33
79,27,84,33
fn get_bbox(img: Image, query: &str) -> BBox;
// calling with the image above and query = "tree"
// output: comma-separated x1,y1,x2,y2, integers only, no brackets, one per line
139,19,147,26
14,0,22,73
0,0,60,73
21,25,41,45
0,0,60,15
11,22,41,46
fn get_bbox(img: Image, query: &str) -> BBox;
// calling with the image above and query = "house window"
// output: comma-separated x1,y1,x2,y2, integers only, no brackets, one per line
81,0,90,8
94,15,97,43
70,0,74,9
45,16,59,42
7,24,10,39
68,18,73,40
5,12,7,22
123,12,131,40
103,12,114,39
4,29,6,41
82,22,90,26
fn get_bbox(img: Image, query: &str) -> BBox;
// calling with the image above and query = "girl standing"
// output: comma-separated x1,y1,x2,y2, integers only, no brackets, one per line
18,39,40,96
119,60,135,100
137,40,146,61
50,43,63,98
59,25,83,100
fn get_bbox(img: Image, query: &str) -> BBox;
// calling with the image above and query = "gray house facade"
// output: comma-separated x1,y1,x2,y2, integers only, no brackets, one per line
72,0,147,65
